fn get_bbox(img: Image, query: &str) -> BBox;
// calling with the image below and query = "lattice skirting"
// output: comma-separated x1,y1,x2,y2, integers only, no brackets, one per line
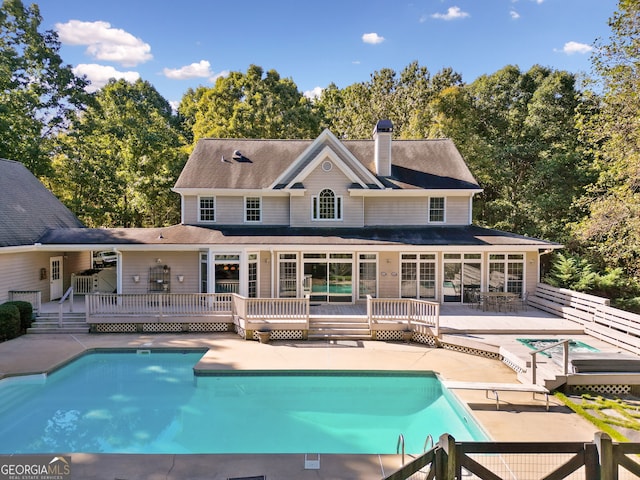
441,342,502,360
566,384,632,395
94,323,138,333
372,330,438,346
91,322,232,334
502,355,526,374
251,330,304,341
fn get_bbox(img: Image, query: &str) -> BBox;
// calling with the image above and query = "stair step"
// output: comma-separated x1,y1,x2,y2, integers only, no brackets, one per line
27,327,89,334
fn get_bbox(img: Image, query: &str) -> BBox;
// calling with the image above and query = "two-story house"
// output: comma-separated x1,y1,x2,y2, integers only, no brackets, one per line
40,120,559,307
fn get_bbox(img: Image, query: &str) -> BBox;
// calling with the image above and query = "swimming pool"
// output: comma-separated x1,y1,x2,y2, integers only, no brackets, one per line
0,351,486,454
517,338,599,358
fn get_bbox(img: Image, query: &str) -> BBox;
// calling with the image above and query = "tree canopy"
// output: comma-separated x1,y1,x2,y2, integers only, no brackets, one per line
53,79,187,227
573,0,640,277
0,0,90,176
179,64,322,144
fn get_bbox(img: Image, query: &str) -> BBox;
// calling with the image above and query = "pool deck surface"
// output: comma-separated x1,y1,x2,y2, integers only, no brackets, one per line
0,305,624,479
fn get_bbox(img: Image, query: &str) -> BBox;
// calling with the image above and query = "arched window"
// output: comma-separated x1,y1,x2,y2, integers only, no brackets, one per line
312,188,342,220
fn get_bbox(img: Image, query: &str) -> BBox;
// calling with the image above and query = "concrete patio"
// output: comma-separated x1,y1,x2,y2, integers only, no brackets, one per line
0,302,613,480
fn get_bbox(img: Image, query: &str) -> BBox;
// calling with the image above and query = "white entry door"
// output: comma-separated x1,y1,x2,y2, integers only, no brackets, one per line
50,256,64,300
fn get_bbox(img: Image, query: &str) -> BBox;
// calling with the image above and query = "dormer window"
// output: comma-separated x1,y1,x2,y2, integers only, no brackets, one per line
312,188,342,221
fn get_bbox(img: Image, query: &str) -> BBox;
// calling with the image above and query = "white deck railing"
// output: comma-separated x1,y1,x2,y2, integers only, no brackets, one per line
367,296,440,336
72,274,95,295
8,290,42,313
86,293,232,320
231,294,309,329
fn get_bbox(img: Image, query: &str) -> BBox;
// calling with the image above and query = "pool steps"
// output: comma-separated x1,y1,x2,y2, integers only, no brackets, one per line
307,315,371,340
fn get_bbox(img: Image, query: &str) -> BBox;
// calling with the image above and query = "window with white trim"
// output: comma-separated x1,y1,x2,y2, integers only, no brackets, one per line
199,196,215,222
244,197,261,222
488,253,524,294
429,197,445,223
312,189,342,221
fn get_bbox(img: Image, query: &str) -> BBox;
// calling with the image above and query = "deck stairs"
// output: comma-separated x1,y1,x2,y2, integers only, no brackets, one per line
28,312,89,334
307,314,371,341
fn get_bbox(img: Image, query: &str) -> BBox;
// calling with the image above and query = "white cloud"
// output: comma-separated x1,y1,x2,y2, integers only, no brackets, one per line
562,41,593,55
362,32,385,44
304,86,323,100
510,9,520,20
56,20,152,67
163,60,213,80
431,6,470,21
72,64,140,92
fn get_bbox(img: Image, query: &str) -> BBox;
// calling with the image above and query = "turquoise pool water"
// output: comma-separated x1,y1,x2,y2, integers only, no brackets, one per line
0,351,486,454
517,338,599,358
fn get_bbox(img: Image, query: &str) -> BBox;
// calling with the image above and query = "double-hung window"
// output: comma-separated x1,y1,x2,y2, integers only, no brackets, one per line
429,197,445,223
245,197,261,223
312,189,342,221
199,196,215,222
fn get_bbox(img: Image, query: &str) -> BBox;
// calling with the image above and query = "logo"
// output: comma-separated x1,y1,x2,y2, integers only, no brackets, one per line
0,456,71,480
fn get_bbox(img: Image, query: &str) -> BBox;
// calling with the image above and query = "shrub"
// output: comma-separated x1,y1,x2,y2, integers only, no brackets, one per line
0,304,20,341
3,301,34,331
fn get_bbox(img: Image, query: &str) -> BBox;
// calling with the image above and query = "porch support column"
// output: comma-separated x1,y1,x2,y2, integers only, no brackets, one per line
238,250,248,297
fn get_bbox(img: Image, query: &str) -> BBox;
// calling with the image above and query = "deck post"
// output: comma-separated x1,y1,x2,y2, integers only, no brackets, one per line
436,433,456,480
594,431,613,480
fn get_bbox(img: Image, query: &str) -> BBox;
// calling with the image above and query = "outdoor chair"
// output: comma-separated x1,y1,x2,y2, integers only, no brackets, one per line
519,291,529,311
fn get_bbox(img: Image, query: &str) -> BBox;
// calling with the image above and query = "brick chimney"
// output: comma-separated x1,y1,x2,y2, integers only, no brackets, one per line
373,119,393,177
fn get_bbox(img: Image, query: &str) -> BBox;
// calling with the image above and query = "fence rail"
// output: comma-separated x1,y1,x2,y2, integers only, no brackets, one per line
384,432,640,480
529,283,640,356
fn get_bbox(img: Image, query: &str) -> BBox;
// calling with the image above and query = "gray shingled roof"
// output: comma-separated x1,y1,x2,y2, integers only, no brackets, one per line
38,224,560,248
0,159,84,247
174,135,480,191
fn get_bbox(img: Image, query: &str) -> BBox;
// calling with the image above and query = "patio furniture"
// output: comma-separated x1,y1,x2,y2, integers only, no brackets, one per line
481,292,518,312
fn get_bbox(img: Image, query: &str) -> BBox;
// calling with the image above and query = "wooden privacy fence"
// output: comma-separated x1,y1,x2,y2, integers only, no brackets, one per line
384,432,640,480
529,283,640,355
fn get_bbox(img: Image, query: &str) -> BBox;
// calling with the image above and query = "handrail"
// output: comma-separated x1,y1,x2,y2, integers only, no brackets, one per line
530,339,571,384
58,286,74,327
396,433,405,466
423,434,434,452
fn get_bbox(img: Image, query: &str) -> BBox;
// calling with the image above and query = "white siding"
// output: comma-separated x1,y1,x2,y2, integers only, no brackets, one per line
262,197,289,225
121,251,199,294
183,195,198,224
290,164,364,227
446,196,471,225
0,251,90,304
186,195,289,225
364,195,471,226
364,197,427,226
216,196,243,224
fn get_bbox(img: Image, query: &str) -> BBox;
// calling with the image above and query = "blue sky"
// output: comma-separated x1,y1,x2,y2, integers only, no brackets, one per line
36,0,617,107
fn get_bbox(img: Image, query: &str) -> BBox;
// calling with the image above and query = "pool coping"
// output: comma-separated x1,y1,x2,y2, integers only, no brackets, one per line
0,333,601,480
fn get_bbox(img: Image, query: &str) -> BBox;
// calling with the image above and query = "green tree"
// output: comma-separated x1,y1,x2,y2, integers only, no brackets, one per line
433,65,589,241
0,0,90,176
316,61,462,139
574,0,640,277
186,65,322,142
53,79,187,227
